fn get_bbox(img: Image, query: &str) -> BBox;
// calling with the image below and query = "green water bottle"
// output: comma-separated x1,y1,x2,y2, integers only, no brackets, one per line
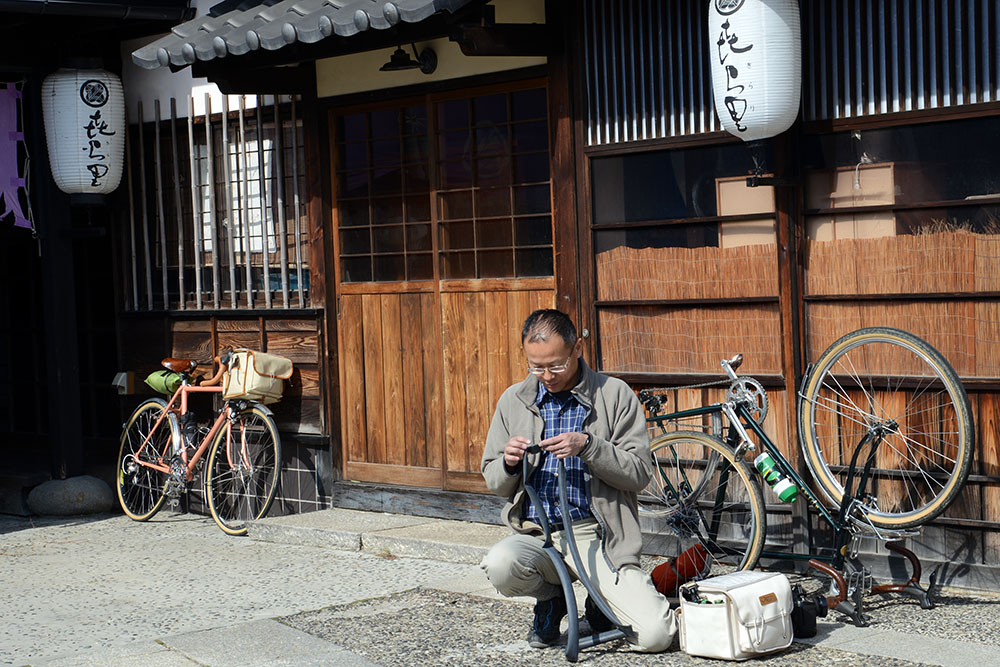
753,452,797,503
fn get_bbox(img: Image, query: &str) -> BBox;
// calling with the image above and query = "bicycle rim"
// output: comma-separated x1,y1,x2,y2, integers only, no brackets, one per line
641,431,765,590
205,405,281,536
799,327,974,530
116,399,176,521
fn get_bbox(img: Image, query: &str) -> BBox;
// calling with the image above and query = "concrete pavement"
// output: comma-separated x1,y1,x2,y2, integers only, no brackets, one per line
2,508,999,666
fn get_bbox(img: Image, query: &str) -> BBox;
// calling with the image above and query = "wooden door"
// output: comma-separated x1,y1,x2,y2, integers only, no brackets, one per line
333,82,555,492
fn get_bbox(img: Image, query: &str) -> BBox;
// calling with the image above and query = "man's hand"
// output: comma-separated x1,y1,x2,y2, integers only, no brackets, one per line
540,432,589,459
503,436,532,468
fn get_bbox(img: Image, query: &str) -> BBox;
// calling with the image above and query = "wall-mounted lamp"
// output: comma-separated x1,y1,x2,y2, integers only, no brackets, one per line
379,44,437,74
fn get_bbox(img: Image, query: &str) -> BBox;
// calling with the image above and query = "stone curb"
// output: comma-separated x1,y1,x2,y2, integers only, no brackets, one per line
248,508,509,565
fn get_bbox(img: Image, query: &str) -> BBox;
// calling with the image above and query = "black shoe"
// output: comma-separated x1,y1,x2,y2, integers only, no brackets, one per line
584,595,616,634
528,595,568,648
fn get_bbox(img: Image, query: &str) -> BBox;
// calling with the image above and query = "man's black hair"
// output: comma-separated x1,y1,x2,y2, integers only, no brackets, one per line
521,309,578,347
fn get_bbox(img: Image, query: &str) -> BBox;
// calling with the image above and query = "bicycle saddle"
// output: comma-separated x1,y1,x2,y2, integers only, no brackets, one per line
161,357,196,374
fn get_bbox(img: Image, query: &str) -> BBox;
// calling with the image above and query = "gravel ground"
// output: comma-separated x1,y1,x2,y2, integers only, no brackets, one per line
280,586,951,666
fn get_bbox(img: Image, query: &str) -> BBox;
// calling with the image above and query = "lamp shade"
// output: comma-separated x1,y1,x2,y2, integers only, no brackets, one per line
708,0,801,141
41,68,125,195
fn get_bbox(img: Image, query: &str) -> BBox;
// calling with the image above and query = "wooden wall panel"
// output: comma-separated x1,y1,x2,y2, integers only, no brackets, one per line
981,393,1000,565
440,288,555,481
341,295,367,466
380,294,405,466
400,293,427,467
421,293,443,469
362,294,386,464
266,331,321,364
171,332,212,362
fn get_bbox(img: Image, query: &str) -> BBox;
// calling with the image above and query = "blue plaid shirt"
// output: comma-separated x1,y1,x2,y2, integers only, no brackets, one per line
524,383,592,529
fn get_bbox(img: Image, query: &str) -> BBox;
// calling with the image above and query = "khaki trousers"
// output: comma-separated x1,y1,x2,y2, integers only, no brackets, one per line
480,520,677,652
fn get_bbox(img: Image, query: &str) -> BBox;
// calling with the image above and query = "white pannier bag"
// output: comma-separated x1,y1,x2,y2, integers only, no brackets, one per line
677,570,793,661
223,349,293,405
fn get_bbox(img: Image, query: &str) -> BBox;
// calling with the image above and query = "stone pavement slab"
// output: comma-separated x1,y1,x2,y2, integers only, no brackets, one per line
796,622,1000,667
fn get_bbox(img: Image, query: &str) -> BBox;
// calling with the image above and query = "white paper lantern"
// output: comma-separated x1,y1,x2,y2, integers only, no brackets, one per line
708,0,801,141
42,68,125,195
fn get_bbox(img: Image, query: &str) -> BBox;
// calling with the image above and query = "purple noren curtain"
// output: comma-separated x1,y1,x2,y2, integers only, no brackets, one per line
0,82,32,230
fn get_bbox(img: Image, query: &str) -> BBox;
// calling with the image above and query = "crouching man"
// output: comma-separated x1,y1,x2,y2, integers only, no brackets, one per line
479,309,676,652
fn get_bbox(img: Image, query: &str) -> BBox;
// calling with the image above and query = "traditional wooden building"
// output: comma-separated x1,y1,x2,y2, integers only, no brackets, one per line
47,0,1000,590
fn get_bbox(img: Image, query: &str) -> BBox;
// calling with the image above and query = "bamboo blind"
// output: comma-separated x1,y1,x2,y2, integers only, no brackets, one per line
595,242,779,301
805,231,1000,296
599,304,783,375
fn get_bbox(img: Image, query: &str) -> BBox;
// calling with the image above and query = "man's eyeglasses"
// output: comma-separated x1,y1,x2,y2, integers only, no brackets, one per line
526,356,573,376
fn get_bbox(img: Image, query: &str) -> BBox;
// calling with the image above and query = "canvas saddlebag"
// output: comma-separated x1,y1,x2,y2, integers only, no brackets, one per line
222,349,293,405
677,570,793,661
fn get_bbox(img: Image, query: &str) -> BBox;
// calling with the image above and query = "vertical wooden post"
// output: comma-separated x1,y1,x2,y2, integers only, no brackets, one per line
256,101,272,308
204,93,220,309
772,130,808,561
124,106,139,311
239,95,254,307
547,0,580,326
187,96,203,309
169,99,186,309
153,100,169,310
221,95,238,308
290,97,304,307
137,100,154,310
273,96,290,308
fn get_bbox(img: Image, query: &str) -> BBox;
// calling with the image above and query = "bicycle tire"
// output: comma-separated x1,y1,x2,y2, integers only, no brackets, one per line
116,398,178,521
641,431,765,579
799,327,974,530
205,403,281,536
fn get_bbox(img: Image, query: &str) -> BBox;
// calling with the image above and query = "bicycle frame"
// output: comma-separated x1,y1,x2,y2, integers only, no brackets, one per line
133,382,229,482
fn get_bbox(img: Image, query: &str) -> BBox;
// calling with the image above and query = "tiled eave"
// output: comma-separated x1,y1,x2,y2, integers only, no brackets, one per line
132,0,474,70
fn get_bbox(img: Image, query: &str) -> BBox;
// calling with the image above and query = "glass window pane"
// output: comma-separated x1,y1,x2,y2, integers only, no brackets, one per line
515,215,552,246
373,225,405,253
372,167,402,195
406,223,432,251
403,105,427,134
476,188,512,217
479,249,513,277
476,218,513,248
594,224,721,254
473,93,508,125
514,153,549,183
513,121,548,152
476,126,509,156
337,113,366,141
338,142,368,170
439,130,471,160
341,227,371,254
372,196,403,224
439,220,475,250
370,109,399,138
337,170,369,198
342,256,372,282
438,99,469,130
477,157,511,187
440,160,473,188
438,191,473,220
515,248,553,277
405,194,431,222
440,251,475,279
591,145,752,224
403,163,430,191
372,138,401,167
339,199,369,227
514,184,551,214
402,135,428,163
511,88,547,121
374,254,405,281
802,116,1000,206
407,253,433,280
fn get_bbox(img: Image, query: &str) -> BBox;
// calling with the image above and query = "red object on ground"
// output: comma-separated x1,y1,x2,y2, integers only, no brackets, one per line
651,544,708,595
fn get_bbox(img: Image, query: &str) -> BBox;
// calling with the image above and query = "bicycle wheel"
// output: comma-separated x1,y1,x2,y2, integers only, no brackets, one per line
640,431,765,580
205,403,281,536
799,327,974,530
116,398,179,521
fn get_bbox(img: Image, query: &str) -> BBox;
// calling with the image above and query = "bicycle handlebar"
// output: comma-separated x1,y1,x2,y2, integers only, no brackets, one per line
199,350,233,387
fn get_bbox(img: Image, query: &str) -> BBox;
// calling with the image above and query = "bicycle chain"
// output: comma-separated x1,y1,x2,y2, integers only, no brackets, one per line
644,378,731,393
